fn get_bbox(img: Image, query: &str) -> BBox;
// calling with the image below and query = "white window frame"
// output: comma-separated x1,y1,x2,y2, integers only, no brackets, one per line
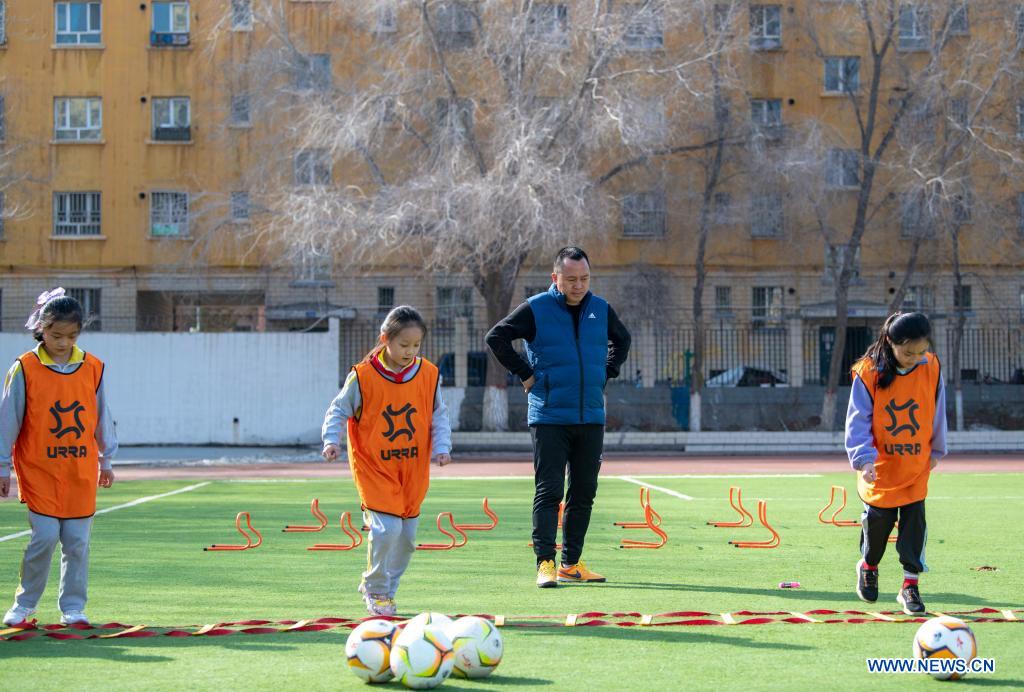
902,285,934,312
622,191,666,237
53,191,101,236
527,3,569,47
752,286,784,324
54,97,102,141
294,149,331,186
898,3,930,51
152,1,190,34
230,191,250,222
150,191,190,237
152,97,191,138
751,98,782,140
67,288,101,330
231,0,253,31
749,5,781,50
824,57,859,94
750,193,783,237
826,148,859,189
623,4,664,51
55,2,102,45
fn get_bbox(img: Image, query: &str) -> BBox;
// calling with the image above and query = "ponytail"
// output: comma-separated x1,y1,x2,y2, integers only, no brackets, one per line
861,311,932,389
361,305,428,363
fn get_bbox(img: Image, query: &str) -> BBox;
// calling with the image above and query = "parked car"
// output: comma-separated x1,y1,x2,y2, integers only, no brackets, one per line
705,366,788,387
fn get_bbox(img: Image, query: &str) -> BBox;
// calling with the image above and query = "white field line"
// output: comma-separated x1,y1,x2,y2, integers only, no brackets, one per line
0,482,211,544
619,476,694,501
626,474,824,479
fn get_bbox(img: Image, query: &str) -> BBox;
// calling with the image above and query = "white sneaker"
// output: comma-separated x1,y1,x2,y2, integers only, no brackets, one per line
60,610,91,626
2,605,35,626
364,593,396,617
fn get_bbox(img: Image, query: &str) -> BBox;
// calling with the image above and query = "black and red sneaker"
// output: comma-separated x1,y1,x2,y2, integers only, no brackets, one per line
856,560,879,603
898,583,926,614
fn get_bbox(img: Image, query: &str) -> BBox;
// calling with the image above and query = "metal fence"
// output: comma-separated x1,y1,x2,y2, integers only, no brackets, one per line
953,327,1024,384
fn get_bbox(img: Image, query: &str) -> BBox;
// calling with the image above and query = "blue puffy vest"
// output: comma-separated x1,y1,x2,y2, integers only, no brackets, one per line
525,286,609,426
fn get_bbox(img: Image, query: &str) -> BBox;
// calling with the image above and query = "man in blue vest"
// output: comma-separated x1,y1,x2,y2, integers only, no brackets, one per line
486,247,631,588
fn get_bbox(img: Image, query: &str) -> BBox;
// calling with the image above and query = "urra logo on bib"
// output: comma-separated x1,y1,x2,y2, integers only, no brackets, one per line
380,403,419,460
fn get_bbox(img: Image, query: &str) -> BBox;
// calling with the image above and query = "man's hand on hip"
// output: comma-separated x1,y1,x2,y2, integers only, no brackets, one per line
522,375,536,393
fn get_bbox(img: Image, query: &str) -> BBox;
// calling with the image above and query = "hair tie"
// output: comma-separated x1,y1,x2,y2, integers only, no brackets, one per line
24,287,66,330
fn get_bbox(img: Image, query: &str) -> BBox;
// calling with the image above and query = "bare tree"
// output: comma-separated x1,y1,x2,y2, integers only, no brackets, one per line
209,0,735,429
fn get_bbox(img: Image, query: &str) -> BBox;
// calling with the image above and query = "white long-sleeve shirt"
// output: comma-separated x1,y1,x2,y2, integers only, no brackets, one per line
0,344,118,478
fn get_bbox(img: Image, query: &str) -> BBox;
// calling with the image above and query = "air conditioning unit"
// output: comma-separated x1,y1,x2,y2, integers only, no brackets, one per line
151,32,190,47
154,126,191,142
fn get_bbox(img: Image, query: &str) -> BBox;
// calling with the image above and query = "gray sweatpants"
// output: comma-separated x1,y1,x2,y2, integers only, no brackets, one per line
12,510,93,613
361,510,418,599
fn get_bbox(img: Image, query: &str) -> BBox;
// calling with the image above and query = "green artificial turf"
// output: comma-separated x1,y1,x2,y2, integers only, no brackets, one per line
0,472,1021,690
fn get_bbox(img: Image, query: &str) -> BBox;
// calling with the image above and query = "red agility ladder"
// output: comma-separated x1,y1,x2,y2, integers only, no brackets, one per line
205,512,263,551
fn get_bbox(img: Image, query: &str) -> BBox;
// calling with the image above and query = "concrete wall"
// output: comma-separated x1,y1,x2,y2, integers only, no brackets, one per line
0,321,341,445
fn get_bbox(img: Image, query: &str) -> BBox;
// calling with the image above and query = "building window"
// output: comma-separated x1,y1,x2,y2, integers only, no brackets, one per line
0,192,5,238
527,3,568,47
714,285,732,317
623,98,667,147
713,3,733,33
826,149,859,188
750,193,783,237
622,191,666,237
436,286,473,328
952,187,972,224
374,4,398,33
953,284,972,311
749,5,781,51
67,288,101,331
712,192,732,225
230,93,250,126
898,3,930,51
0,95,6,140
150,191,189,237
824,57,860,94
752,286,783,324
436,97,474,138
231,0,252,31
377,286,395,316
949,2,968,35
294,149,331,186
292,53,332,92
623,4,663,50
230,191,250,222
1017,98,1024,139
53,192,101,236
750,98,782,140
435,2,475,50
1018,192,1024,235
825,243,861,281
1017,5,1024,48
151,2,190,46
55,2,102,45
900,190,934,237
294,249,332,283
1020,286,1024,321
949,97,968,128
902,285,934,312
0,1,6,45
152,97,191,141
54,97,102,141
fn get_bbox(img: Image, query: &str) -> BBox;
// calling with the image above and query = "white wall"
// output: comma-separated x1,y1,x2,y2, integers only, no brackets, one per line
0,320,341,445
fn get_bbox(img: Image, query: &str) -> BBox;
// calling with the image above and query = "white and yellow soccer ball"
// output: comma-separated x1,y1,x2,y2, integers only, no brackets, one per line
446,615,504,678
345,619,398,683
913,615,978,680
402,612,453,635
390,622,455,689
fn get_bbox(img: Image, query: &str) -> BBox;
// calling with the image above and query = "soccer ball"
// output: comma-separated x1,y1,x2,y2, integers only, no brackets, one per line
913,615,978,680
345,619,397,683
390,623,454,689
446,615,504,678
401,611,453,635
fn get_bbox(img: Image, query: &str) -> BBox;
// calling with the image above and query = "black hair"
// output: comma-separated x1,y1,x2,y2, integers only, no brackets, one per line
32,296,84,343
862,311,932,389
553,246,590,273
362,305,428,362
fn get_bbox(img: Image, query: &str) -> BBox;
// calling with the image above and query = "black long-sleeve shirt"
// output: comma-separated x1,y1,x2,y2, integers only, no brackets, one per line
485,299,632,384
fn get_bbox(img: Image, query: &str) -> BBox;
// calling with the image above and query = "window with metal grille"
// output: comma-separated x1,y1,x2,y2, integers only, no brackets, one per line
750,193,783,237
230,93,250,126
151,191,189,236
294,149,331,186
55,2,101,45
436,2,475,50
824,57,859,94
898,4,930,50
231,191,250,222
292,54,332,91
527,4,568,46
231,0,252,30
622,191,666,237
623,4,663,50
749,5,781,50
953,284,972,310
377,286,395,316
53,192,101,236
54,98,102,141
714,286,732,316
826,149,859,188
152,97,191,141
67,288,101,331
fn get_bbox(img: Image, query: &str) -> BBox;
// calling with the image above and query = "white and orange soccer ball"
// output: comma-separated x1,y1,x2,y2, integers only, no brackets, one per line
345,619,397,683
913,615,978,680
390,621,455,689
446,615,504,678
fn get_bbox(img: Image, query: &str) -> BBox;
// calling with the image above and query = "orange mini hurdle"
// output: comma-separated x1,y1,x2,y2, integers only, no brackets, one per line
417,512,469,551
205,512,263,551
818,485,861,527
729,500,780,549
707,486,753,528
283,498,329,532
453,497,499,531
307,511,364,551
620,502,668,549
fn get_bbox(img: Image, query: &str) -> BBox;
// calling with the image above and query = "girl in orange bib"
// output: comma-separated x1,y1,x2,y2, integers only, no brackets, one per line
845,312,947,615
321,306,452,617
0,290,118,627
